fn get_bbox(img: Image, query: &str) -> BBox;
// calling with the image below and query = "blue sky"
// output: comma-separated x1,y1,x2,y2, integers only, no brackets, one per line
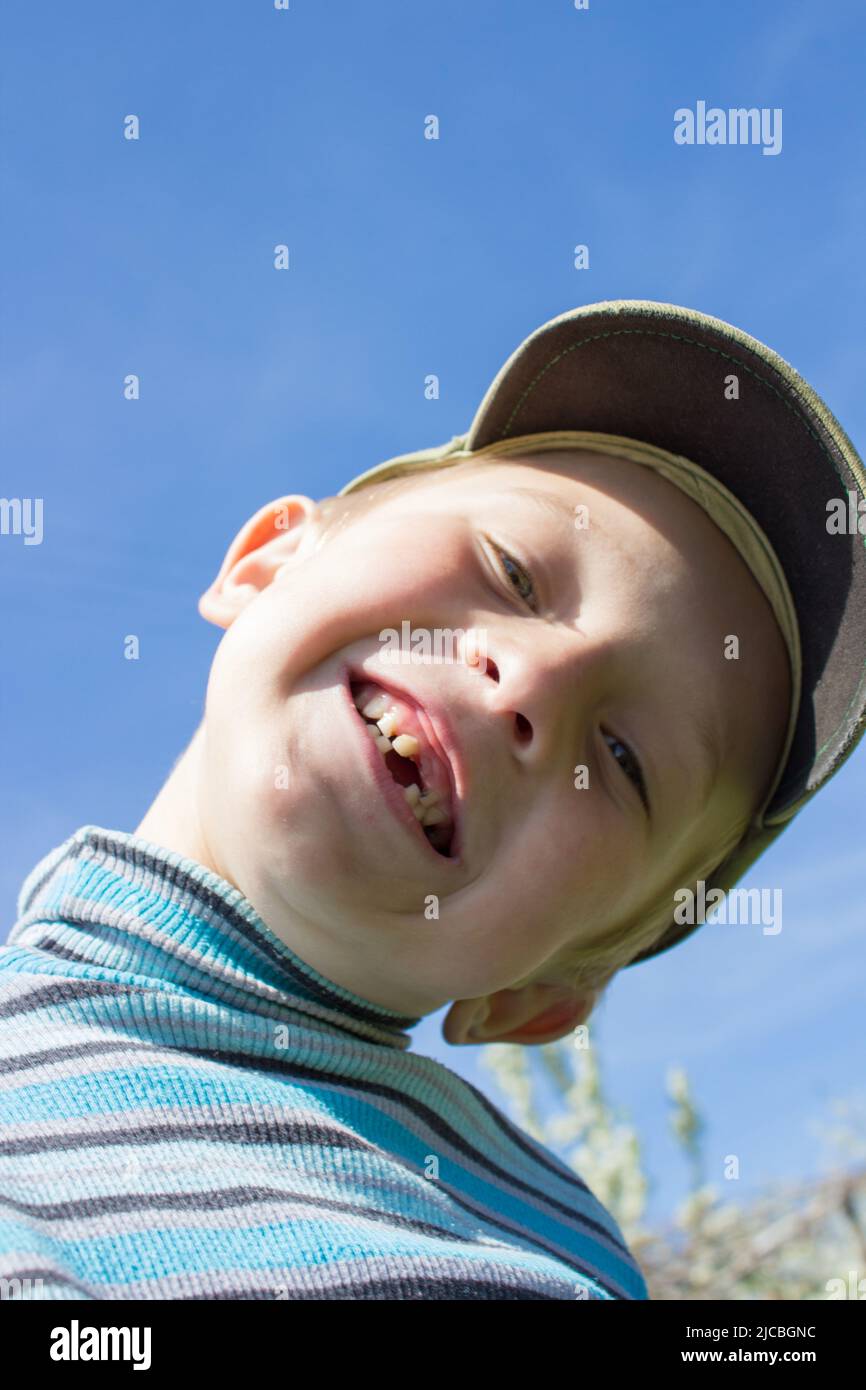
2,0,865,1226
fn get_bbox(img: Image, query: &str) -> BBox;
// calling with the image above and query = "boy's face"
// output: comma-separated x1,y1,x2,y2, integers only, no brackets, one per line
162,449,791,1044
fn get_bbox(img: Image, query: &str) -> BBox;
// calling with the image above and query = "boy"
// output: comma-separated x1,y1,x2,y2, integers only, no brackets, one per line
1,299,864,1301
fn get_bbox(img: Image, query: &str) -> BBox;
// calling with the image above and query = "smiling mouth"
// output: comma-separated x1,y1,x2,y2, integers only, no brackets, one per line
349,678,456,858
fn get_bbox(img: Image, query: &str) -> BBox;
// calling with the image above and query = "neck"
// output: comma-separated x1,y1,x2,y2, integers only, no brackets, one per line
135,722,216,873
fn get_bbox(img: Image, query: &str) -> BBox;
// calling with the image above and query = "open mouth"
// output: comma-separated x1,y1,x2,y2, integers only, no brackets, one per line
349,677,457,859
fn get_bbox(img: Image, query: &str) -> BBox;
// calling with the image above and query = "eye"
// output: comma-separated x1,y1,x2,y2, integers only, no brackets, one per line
491,543,539,613
603,731,651,816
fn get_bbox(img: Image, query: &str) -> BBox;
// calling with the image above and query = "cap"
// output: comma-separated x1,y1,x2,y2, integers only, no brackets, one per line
338,300,866,965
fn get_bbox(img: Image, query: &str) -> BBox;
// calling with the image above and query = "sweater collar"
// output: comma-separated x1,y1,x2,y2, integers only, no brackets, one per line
10,826,421,1050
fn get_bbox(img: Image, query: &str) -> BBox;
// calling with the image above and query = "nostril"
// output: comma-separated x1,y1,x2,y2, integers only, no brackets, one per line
483,657,501,683
514,712,532,743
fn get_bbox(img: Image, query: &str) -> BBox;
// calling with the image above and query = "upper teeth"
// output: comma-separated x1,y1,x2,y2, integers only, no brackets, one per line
356,694,447,832
362,695,390,721
392,733,419,758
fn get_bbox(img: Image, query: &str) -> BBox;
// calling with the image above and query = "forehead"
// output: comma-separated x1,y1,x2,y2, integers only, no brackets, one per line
377,449,708,533
435,450,719,535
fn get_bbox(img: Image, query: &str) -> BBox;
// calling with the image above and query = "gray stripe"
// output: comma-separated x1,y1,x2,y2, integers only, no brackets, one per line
5,1152,463,1237
0,1250,608,1301
0,1254,99,1300
0,1186,482,1247
0,978,150,1022
0,1065,627,1263
0,1064,621,1253
0,1134,630,1296
0,1015,602,1216
1,1020,614,1244
0,1022,547,1200
0,1037,157,1077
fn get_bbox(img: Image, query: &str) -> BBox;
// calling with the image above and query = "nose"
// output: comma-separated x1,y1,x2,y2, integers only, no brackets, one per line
476,625,609,766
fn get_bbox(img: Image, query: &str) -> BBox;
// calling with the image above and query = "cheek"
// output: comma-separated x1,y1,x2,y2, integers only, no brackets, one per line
258,523,475,680
198,605,309,838
210,511,475,701
200,686,286,836
334,519,471,617
209,621,274,710
195,514,477,872
485,794,622,955
472,827,578,956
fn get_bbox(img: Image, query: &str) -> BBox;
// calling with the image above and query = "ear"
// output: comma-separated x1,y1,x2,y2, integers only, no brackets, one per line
441,981,601,1048
199,495,319,629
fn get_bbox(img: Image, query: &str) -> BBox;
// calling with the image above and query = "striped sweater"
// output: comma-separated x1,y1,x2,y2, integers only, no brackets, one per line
0,826,649,1300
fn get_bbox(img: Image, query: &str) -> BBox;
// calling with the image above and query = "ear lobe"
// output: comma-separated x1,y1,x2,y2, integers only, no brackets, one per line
199,495,318,628
442,983,600,1048
493,991,596,1046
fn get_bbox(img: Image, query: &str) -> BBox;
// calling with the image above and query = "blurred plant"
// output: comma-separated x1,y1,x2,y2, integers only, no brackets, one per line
478,1031,866,1300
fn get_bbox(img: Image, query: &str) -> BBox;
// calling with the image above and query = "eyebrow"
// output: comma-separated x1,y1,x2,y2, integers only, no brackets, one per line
511,483,634,547
508,487,587,533
510,485,725,816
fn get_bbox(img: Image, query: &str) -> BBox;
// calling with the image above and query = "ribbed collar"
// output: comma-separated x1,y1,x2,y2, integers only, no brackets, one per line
9,826,420,1050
